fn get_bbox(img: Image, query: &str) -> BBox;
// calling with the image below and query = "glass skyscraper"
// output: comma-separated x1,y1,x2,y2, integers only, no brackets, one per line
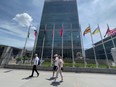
35,0,82,59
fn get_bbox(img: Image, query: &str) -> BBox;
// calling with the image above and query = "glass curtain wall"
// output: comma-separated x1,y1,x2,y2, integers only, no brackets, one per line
35,0,82,60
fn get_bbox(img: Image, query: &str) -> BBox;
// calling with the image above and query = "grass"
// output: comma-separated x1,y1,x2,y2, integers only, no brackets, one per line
111,66,116,68
41,61,115,69
75,63,84,68
42,61,51,67
98,64,109,68
15,58,116,69
64,63,73,67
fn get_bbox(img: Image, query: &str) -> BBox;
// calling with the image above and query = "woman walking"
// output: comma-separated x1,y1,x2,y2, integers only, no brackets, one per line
55,55,64,82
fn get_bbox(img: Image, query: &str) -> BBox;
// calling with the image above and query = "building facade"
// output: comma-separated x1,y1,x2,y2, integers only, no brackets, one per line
85,35,116,61
35,0,82,59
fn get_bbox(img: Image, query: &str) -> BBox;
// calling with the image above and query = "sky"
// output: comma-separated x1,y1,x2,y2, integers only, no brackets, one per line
0,0,116,50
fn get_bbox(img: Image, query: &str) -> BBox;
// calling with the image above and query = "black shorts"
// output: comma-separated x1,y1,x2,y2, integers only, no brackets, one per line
53,66,57,71
61,67,63,71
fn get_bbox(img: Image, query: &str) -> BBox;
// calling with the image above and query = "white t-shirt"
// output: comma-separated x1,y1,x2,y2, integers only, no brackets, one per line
54,57,59,66
34,57,39,65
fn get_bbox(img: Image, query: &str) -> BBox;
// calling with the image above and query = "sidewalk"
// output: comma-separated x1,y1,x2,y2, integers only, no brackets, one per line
0,68,116,87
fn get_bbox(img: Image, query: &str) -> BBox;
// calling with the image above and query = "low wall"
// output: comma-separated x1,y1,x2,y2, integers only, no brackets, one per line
2,64,116,74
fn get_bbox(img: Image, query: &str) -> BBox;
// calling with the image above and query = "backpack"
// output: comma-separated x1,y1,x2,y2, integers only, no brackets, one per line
38,59,40,65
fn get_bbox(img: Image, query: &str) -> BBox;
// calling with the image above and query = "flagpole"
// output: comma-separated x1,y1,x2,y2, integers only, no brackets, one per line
71,23,75,67
40,24,47,66
51,24,55,66
89,24,99,68
22,25,31,64
108,25,116,65
30,26,39,65
111,36,116,47
79,24,87,68
98,24,110,68
107,24,116,47
61,23,64,58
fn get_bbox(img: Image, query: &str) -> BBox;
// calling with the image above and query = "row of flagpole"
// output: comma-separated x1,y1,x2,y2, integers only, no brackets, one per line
23,23,116,68
21,24,39,64
31,24,83,67
37,23,76,67
83,24,116,68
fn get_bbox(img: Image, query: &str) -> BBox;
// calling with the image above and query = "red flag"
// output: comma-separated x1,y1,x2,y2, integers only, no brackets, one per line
60,27,63,37
34,30,37,38
83,26,91,36
104,24,111,37
109,28,116,36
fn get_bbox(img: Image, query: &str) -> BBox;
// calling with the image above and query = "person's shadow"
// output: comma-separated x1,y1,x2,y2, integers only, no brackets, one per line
22,76,37,80
51,81,60,86
46,77,56,81
50,81,63,86
4,70,13,73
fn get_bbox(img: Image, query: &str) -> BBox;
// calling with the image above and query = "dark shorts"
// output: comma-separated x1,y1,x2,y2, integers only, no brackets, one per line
53,66,57,71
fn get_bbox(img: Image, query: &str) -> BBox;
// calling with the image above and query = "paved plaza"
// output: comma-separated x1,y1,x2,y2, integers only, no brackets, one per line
0,68,116,87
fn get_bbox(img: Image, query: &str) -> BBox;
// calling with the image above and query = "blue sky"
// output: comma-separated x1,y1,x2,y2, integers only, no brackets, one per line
0,0,116,50
0,0,44,49
78,0,116,49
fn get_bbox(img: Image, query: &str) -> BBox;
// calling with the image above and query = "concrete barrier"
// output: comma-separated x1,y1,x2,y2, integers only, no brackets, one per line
2,64,116,74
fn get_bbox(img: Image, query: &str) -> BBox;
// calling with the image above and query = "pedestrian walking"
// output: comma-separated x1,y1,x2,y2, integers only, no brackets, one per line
29,54,39,77
52,54,59,78
55,55,64,82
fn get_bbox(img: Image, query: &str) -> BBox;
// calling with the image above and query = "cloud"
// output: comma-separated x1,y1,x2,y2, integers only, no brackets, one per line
30,26,37,30
0,22,26,38
13,13,33,27
0,21,35,49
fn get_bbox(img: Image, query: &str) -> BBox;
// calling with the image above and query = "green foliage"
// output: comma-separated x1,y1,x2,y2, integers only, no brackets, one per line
16,57,22,61
63,58,72,63
42,61,51,67
75,63,84,67
99,64,108,68
64,63,72,67
22,56,31,60
86,64,96,68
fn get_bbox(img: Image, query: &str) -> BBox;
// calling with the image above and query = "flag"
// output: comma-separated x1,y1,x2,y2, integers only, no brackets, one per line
34,30,37,37
60,27,63,37
104,24,110,37
92,27,100,35
109,28,116,36
83,26,91,36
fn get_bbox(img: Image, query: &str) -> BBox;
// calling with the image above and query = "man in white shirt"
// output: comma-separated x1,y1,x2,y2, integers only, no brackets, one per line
29,54,39,77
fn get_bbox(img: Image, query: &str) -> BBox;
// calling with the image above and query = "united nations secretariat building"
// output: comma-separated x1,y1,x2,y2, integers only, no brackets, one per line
35,0,82,59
